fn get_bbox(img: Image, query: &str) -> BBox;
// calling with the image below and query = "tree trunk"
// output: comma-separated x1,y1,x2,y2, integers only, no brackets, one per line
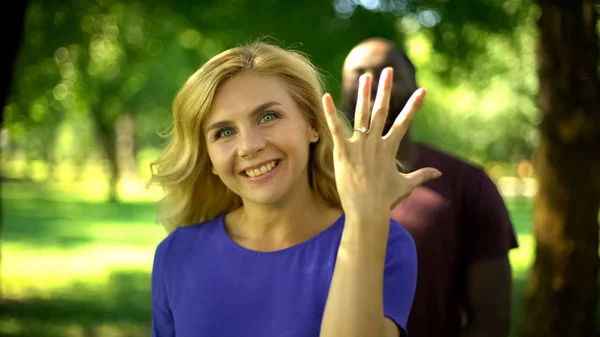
116,114,137,181
92,113,120,203
522,1,600,337
106,148,119,203
41,127,57,181
23,139,36,181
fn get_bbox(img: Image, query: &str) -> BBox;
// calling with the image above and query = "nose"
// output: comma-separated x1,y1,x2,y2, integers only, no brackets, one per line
364,70,379,97
237,129,266,159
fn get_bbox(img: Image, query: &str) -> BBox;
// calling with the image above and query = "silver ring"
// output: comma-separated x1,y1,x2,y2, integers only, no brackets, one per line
354,127,368,134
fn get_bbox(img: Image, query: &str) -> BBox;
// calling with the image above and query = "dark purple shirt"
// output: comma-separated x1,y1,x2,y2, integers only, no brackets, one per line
391,143,519,337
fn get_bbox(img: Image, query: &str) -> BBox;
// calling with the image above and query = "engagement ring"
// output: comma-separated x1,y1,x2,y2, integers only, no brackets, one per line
354,127,368,133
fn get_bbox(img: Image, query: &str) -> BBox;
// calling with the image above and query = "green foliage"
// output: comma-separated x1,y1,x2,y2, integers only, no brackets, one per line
1,0,542,180
407,13,540,163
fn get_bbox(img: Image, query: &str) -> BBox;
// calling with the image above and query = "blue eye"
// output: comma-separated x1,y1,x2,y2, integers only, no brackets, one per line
259,111,280,124
215,128,235,140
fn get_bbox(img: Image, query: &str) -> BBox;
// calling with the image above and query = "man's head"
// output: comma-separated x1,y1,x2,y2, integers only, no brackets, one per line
342,38,418,134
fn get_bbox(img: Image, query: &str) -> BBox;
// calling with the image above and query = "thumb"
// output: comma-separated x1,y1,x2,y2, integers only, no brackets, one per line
403,168,442,189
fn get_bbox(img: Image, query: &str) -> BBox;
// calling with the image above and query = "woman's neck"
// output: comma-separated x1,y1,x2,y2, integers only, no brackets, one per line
225,187,342,251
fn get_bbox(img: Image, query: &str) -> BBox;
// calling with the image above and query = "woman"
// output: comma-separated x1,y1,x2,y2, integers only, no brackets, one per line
149,42,441,337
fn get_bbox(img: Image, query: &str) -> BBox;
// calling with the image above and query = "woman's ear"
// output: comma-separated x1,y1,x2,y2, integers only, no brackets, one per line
310,128,319,143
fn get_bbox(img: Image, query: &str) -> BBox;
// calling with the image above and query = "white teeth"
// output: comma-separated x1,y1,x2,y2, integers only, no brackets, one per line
245,161,277,178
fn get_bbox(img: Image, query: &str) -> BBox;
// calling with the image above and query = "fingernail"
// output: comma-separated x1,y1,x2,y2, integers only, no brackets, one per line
359,74,368,85
418,88,427,96
432,169,442,178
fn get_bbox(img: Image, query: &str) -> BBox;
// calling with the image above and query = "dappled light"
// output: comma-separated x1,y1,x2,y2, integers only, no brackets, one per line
1,179,537,336
1,271,153,337
1,0,598,336
2,183,164,336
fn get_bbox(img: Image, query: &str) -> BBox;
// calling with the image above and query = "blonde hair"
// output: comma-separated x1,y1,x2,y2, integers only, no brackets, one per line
149,42,343,232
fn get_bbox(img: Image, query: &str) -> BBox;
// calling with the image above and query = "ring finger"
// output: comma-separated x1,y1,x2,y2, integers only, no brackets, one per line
353,74,372,137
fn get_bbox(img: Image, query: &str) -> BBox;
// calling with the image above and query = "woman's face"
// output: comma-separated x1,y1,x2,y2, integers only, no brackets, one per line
203,72,319,206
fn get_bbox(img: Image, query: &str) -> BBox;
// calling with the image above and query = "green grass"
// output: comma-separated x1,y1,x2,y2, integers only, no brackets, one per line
505,196,535,337
0,181,535,337
1,181,165,336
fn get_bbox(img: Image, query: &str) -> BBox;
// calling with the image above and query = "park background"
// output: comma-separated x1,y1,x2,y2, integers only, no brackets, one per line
1,0,598,336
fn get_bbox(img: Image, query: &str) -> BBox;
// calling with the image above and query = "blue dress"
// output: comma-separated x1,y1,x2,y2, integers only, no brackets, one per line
151,214,417,337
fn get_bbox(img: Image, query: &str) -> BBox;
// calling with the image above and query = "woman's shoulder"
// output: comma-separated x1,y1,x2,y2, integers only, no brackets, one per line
154,215,225,260
386,218,417,259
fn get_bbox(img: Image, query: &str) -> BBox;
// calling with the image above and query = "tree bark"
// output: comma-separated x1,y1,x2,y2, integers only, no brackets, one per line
40,127,57,181
0,0,29,306
91,112,120,204
116,114,138,180
522,1,600,337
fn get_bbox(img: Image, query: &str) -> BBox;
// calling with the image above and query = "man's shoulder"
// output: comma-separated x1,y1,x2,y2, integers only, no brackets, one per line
415,143,510,216
416,143,486,176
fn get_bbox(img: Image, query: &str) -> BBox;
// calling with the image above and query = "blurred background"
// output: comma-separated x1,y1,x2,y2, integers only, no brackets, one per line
0,0,597,336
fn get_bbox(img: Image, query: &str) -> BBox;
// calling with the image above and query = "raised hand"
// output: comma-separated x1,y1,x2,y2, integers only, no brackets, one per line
322,67,442,219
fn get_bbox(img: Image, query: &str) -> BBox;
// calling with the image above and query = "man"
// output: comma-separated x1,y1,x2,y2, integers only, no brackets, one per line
341,38,519,337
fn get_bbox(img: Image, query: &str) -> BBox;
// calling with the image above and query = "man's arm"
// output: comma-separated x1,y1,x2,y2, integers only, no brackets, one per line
460,256,513,337
458,162,518,337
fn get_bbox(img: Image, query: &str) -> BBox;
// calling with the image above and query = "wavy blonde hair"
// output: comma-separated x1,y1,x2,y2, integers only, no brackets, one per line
149,42,344,232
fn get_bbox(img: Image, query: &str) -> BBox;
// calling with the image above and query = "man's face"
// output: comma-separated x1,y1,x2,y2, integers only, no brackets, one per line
342,42,416,132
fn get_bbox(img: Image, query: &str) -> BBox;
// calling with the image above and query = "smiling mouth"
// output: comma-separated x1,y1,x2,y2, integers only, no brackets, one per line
242,160,280,178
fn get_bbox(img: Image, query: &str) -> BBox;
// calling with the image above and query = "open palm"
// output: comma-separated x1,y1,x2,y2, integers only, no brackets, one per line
322,68,441,217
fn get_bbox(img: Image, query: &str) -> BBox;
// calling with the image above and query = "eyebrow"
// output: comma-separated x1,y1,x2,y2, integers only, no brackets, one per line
206,101,283,132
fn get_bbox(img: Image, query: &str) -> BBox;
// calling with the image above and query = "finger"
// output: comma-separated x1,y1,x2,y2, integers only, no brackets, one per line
369,67,394,137
322,93,347,149
353,74,371,136
385,88,426,149
402,167,442,189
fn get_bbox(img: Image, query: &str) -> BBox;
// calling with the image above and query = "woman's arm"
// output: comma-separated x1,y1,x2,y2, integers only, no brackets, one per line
320,213,395,337
320,68,437,337
320,214,418,337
